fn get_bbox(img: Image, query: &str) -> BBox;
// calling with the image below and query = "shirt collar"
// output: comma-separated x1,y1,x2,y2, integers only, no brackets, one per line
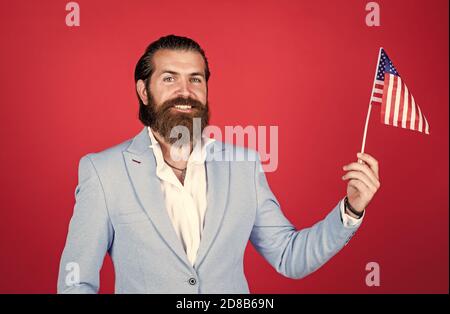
147,126,215,165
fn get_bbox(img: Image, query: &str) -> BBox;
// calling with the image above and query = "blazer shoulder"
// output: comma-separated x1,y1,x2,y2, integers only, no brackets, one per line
80,135,134,167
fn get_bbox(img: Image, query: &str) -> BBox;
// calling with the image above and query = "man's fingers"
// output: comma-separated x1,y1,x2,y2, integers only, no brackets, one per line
343,171,378,194
343,163,380,189
348,179,370,197
357,153,379,179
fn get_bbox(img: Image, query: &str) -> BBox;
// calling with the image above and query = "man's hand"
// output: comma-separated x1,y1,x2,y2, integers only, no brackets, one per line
342,152,380,215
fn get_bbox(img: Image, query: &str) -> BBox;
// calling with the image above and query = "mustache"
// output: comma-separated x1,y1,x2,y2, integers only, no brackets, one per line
159,96,205,112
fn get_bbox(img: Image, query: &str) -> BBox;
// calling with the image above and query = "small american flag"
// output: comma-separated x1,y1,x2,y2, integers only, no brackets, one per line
370,48,430,135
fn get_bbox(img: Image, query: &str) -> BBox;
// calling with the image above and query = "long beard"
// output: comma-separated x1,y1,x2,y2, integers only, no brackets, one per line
145,93,210,144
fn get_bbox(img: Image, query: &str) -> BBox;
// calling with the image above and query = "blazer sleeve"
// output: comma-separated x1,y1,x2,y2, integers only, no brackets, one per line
57,154,114,293
249,156,360,279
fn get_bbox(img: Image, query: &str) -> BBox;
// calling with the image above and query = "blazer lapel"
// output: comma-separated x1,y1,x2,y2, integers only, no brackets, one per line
123,127,192,269
194,142,230,268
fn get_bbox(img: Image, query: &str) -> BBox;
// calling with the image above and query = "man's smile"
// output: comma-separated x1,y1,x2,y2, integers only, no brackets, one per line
171,104,194,113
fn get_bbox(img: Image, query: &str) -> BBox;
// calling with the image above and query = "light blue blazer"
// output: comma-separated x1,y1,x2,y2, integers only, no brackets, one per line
57,126,360,294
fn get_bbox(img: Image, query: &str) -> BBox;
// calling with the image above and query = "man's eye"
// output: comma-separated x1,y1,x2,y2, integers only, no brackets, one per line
163,77,174,82
191,77,202,83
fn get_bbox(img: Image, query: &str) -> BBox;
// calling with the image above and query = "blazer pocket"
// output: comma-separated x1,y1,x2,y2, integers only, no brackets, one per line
115,210,149,224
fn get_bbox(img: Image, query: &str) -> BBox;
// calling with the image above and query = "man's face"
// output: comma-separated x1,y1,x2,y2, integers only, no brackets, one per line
138,49,209,144
149,49,207,107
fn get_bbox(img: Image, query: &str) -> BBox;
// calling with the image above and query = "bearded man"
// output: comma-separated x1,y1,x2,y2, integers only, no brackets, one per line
57,35,381,294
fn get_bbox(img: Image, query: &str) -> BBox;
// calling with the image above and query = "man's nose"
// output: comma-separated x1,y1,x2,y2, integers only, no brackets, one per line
176,79,191,98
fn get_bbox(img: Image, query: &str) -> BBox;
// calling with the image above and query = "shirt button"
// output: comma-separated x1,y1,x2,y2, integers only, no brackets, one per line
188,278,197,285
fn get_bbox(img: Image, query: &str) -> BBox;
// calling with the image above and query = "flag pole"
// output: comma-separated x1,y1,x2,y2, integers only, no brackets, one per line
359,47,383,163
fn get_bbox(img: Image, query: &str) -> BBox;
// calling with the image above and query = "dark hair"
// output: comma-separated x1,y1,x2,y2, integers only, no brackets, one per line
134,34,210,124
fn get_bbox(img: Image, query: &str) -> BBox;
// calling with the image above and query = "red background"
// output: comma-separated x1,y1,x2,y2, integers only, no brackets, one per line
0,0,447,293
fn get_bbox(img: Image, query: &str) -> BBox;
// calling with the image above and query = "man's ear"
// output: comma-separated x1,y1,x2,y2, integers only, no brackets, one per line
136,80,148,105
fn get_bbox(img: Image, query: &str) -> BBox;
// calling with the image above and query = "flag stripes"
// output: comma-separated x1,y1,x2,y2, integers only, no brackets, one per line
380,73,429,134
369,48,429,135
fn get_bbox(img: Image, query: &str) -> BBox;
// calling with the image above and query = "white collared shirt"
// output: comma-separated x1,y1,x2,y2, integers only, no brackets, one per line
147,127,362,265
147,127,215,266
